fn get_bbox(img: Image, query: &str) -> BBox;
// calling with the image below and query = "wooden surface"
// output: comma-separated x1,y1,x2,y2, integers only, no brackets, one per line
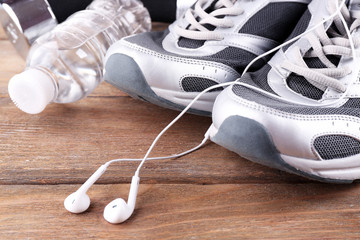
0,23,360,239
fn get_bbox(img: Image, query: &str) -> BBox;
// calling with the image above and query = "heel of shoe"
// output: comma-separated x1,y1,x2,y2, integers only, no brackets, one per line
210,115,353,183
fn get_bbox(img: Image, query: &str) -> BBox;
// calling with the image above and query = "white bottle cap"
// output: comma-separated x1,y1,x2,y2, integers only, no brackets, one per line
8,68,56,114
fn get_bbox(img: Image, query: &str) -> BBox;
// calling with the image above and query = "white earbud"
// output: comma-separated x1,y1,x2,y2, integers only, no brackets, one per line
103,175,139,224
64,164,108,214
64,129,209,221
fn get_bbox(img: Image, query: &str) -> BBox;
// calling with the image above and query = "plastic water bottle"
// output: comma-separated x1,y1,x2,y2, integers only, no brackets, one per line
8,0,151,114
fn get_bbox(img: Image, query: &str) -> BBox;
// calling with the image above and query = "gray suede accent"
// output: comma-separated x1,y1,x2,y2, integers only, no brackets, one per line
125,31,263,73
283,9,312,51
211,115,352,183
125,30,170,54
241,64,276,94
104,53,211,117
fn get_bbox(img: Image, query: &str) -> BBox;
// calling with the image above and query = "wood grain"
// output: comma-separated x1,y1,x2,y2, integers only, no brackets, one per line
0,93,305,185
0,24,5,39
0,40,25,97
1,21,360,239
1,184,360,240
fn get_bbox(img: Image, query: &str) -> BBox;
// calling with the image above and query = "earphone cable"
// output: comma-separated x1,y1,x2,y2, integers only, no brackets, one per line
133,0,349,178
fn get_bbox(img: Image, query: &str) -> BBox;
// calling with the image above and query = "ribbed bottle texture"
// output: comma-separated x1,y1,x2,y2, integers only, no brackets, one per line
8,0,151,114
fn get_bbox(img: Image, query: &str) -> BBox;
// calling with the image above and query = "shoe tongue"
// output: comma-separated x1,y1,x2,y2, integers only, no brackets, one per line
177,25,216,49
285,6,345,100
178,0,224,49
286,56,341,100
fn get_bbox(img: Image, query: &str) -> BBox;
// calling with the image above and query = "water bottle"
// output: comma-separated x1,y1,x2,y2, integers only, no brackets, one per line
8,0,151,114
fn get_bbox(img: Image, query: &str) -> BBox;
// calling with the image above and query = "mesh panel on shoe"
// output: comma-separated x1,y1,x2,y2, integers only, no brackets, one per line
125,32,264,74
181,77,223,92
126,30,170,52
286,56,341,100
342,99,360,108
283,9,312,51
239,2,307,43
287,74,324,100
202,47,266,72
314,135,360,160
232,85,360,118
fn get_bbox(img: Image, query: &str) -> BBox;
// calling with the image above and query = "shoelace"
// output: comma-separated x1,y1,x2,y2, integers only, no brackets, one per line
173,0,244,41
281,2,359,94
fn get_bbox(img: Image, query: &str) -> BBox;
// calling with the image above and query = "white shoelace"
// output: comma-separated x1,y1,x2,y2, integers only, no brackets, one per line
281,3,359,94
173,0,244,41
74,1,353,200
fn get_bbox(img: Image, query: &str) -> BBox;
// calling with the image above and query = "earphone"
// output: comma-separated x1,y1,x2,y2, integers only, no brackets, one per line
64,170,140,224
103,175,139,224
65,0,351,224
64,164,108,214
64,137,209,223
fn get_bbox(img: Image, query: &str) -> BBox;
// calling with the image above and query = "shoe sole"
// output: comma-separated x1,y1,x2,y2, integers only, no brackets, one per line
210,115,353,183
104,53,212,117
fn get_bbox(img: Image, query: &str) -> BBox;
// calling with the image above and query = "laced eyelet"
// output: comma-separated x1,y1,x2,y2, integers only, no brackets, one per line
174,0,243,41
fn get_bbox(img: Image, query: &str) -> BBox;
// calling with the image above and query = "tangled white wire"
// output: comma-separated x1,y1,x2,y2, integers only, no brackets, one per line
89,0,353,180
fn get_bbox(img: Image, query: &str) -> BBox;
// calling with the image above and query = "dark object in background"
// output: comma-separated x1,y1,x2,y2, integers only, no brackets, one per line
141,0,177,23
0,0,195,58
47,0,93,23
52,0,192,24
0,0,94,58
52,0,190,23
0,0,58,58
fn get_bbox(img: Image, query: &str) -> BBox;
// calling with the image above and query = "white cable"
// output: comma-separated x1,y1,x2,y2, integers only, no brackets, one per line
95,0,352,181
67,0,355,211
134,81,235,176
105,136,208,168
133,0,351,177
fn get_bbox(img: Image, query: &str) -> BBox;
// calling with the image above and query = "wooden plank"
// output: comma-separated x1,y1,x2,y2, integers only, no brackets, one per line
3,22,297,186
0,41,25,72
0,40,25,98
0,24,5,39
0,31,303,185
0,92,306,185
0,12,357,240
3,23,304,186
0,184,360,239
152,22,169,31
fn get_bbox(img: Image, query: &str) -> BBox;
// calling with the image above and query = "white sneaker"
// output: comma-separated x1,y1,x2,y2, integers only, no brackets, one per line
104,0,310,116
210,0,360,182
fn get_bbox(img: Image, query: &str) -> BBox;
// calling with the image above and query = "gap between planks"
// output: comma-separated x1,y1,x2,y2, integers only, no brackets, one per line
0,183,360,240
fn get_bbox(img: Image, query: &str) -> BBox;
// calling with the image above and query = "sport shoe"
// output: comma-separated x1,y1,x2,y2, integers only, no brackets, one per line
209,0,360,183
104,0,310,116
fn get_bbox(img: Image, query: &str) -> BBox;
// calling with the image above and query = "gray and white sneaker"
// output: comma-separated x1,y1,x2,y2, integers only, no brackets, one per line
104,0,310,116
209,0,360,182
